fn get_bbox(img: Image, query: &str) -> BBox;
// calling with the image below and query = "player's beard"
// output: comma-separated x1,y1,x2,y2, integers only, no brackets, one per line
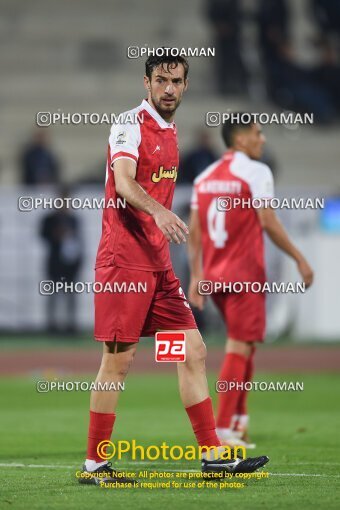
151,94,181,120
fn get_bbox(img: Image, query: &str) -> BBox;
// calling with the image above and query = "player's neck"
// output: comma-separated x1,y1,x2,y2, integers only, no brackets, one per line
147,99,175,123
232,147,250,158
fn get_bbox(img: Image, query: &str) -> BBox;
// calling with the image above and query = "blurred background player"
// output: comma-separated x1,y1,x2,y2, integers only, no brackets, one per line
188,116,314,447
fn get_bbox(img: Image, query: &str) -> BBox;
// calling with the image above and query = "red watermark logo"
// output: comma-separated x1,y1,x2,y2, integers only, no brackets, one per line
155,332,186,362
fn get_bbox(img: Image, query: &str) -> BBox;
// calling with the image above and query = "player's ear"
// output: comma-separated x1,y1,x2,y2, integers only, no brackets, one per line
184,78,189,92
143,75,151,92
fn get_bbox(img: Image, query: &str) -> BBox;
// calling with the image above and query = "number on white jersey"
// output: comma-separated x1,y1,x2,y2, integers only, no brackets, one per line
207,198,228,248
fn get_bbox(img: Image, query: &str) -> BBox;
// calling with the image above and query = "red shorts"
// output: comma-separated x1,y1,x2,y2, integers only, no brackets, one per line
211,290,266,342
94,265,197,342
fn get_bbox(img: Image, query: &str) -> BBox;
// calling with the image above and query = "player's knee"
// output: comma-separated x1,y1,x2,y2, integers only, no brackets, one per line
227,338,252,358
119,353,136,376
101,349,135,378
116,364,131,378
119,351,136,377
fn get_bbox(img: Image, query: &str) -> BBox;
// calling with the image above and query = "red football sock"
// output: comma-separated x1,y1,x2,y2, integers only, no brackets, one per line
216,353,248,429
86,410,116,462
236,347,255,416
185,397,221,448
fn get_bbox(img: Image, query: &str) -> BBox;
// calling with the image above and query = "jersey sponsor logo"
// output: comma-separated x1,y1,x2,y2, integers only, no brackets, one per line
155,332,186,362
151,165,178,183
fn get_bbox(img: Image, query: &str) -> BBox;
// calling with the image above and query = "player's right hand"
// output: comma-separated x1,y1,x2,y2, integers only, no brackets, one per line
297,257,314,288
153,207,189,244
188,277,205,310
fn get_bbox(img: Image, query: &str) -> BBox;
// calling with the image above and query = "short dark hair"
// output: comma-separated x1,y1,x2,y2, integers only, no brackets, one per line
221,113,255,148
145,51,189,80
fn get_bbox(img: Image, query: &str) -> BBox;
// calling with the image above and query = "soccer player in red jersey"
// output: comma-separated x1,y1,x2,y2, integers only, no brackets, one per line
79,57,269,484
188,118,314,447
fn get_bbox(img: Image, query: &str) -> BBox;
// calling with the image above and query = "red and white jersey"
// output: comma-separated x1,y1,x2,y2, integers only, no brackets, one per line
96,99,179,271
191,151,274,285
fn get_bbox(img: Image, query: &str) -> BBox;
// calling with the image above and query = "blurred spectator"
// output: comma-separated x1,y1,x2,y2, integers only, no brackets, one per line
311,0,340,114
40,187,83,333
21,129,60,185
178,129,218,184
312,0,340,37
257,0,335,123
205,0,248,95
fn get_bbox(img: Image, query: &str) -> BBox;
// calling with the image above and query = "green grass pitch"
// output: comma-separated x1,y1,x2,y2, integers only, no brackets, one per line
1,371,340,509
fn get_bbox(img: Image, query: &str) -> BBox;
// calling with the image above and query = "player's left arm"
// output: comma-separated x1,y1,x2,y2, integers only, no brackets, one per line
250,162,314,288
257,207,314,288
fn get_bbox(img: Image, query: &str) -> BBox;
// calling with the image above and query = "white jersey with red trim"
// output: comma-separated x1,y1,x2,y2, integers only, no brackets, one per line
96,99,179,271
191,150,274,284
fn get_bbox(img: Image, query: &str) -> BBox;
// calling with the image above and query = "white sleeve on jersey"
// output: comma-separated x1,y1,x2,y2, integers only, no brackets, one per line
109,121,141,169
248,162,275,200
229,152,275,201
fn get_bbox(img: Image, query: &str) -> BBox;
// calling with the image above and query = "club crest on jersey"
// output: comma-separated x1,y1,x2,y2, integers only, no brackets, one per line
151,165,178,183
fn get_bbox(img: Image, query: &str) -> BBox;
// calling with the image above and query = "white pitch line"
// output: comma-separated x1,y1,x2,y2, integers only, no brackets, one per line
154,470,340,478
0,463,76,469
0,463,339,478
269,473,340,478
291,462,340,466
168,471,340,478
